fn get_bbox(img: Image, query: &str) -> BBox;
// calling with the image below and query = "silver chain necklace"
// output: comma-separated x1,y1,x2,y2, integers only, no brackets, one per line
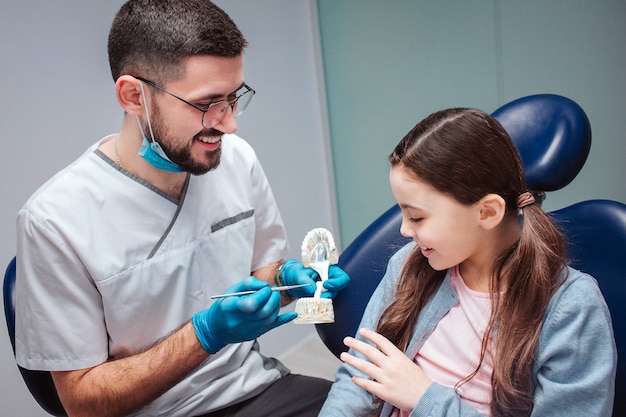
114,135,123,168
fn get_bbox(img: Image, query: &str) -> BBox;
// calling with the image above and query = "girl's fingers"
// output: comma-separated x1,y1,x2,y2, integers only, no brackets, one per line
357,328,401,356
339,351,381,380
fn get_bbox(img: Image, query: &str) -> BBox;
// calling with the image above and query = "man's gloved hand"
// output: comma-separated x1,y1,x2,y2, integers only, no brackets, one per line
281,259,350,299
192,276,297,354
324,265,351,298
280,259,318,298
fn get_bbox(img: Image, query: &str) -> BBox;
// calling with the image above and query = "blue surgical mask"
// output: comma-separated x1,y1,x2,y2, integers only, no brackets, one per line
136,82,184,173
137,134,184,173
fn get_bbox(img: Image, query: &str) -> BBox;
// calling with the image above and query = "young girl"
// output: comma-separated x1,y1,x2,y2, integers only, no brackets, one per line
319,108,616,417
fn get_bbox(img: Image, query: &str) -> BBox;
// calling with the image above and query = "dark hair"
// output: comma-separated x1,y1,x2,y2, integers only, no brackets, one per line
379,108,567,416
108,0,248,83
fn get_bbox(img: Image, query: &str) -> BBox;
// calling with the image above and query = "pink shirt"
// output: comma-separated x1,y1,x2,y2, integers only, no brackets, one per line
394,266,494,416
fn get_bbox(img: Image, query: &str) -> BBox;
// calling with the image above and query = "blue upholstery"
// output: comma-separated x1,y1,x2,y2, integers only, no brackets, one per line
316,94,624,415
3,258,67,417
491,94,591,191
550,199,626,415
3,257,67,416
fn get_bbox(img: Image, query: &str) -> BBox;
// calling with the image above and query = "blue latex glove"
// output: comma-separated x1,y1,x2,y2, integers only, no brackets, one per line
281,259,351,299
192,276,297,354
324,264,351,298
281,259,318,298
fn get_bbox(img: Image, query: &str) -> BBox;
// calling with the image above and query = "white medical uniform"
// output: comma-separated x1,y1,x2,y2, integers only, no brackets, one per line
15,133,290,416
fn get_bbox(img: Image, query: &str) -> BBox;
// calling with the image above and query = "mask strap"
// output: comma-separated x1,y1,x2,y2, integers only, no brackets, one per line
134,81,184,173
139,82,156,143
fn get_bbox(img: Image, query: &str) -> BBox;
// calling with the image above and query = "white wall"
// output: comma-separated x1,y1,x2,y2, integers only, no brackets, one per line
0,1,335,415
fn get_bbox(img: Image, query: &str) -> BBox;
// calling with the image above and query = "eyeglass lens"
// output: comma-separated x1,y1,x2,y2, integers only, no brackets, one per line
202,85,254,128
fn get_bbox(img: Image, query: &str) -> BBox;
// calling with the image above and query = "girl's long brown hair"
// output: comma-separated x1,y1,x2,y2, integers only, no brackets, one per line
379,108,566,416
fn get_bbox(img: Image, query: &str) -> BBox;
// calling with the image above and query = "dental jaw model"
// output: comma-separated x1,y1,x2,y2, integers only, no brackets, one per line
294,228,339,324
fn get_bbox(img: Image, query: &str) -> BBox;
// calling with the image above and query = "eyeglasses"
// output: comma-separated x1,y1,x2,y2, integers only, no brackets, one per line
134,76,255,129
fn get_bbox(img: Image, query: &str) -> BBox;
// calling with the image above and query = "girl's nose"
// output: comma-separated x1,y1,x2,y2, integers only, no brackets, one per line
399,219,414,239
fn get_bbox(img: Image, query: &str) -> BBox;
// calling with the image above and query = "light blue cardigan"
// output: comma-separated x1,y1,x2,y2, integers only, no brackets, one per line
319,243,617,417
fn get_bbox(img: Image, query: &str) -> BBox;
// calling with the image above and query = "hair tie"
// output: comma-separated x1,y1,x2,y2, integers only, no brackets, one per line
517,192,536,209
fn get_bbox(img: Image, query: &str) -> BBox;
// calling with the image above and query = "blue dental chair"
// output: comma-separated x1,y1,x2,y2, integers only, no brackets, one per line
4,256,67,416
316,94,625,416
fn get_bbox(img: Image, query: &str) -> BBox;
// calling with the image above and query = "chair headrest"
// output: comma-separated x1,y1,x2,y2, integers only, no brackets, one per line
492,94,591,192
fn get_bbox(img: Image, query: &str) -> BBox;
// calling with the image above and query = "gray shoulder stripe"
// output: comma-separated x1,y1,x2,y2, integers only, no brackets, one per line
211,209,255,232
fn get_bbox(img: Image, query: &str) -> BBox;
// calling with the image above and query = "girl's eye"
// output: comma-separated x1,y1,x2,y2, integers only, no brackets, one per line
408,217,423,223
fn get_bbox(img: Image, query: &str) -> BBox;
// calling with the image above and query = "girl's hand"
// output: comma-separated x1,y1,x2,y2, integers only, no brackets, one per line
340,328,433,412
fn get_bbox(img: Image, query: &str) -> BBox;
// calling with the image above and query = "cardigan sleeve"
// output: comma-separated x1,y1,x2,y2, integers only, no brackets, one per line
529,269,616,417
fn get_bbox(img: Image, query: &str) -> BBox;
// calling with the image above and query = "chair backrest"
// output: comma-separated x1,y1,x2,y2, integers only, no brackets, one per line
316,94,624,415
3,257,67,417
550,200,626,415
490,94,591,191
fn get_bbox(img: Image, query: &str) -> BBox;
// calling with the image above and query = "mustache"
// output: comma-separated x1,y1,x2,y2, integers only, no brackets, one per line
197,127,224,138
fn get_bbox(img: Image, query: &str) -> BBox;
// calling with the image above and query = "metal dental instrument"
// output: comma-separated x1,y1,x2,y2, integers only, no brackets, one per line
210,283,311,299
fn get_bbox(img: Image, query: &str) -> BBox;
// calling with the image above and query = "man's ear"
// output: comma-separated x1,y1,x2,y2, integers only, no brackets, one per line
478,193,506,230
115,75,145,115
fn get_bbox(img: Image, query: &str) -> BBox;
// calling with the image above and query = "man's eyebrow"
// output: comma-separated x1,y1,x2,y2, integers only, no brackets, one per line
196,82,246,101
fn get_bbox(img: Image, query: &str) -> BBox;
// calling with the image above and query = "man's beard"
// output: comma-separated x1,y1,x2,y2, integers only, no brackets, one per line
147,105,223,175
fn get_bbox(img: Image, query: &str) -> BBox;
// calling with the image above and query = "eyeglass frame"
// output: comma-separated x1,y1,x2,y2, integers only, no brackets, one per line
134,76,255,128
